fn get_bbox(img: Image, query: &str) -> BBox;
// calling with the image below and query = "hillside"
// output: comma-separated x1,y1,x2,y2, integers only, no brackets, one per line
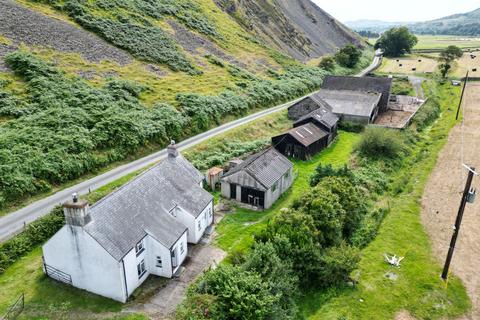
410,8,480,36
0,0,366,210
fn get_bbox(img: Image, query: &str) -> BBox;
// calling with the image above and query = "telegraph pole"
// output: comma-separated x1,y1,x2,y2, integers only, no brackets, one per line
441,166,476,280
456,71,469,120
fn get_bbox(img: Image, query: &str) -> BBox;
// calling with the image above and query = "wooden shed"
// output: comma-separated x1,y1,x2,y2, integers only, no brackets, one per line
272,123,329,160
293,106,339,144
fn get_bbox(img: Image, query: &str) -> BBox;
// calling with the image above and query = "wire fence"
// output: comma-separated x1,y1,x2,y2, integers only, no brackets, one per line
2,293,24,320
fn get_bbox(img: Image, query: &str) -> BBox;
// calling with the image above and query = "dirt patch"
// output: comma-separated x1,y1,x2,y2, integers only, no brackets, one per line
395,310,417,320
421,82,480,319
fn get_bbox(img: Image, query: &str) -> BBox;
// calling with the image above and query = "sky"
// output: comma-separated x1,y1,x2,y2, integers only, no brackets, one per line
312,0,480,22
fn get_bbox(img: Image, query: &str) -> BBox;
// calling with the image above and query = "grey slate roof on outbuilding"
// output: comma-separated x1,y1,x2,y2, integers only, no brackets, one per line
316,89,382,118
222,148,293,190
281,123,329,147
294,103,339,129
83,153,212,261
322,75,392,109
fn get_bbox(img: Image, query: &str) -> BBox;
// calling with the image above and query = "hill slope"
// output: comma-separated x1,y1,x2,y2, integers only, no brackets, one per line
410,8,480,36
0,0,366,209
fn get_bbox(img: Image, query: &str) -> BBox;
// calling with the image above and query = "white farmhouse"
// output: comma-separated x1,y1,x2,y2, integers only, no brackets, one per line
42,143,214,302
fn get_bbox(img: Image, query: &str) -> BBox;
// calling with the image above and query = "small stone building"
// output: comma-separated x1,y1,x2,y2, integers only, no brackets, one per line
288,94,333,121
221,148,293,209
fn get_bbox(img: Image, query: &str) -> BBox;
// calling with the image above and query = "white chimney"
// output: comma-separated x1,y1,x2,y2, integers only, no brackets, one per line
63,193,91,227
167,140,179,158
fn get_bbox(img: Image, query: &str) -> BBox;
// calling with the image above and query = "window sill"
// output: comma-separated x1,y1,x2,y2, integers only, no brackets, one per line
136,248,145,257
138,270,147,279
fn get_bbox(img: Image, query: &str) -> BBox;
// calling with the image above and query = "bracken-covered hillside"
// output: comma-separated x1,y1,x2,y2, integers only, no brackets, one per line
0,0,367,208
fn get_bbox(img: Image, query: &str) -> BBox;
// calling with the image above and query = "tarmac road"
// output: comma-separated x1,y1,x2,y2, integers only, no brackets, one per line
0,50,381,243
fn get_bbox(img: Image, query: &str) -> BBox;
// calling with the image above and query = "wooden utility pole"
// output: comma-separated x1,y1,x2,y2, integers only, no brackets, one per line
456,71,469,120
441,166,476,280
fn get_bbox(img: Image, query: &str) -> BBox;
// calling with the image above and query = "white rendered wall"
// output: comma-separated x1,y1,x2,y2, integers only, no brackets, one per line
42,226,127,302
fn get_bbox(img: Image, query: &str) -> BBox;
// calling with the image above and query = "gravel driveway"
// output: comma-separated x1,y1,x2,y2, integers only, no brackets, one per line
0,0,131,66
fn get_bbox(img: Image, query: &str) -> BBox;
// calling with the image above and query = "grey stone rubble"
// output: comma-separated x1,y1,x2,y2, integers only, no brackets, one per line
0,0,132,67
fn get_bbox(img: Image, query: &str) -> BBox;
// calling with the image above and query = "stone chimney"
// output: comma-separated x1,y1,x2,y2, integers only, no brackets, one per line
63,193,91,227
167,140,179,158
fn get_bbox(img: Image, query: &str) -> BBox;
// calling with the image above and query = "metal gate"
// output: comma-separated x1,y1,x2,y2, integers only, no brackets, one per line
43,257,72,285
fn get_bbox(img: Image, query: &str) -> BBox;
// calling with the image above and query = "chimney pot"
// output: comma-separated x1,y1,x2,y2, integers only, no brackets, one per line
72,193,78,203
167,140,179,158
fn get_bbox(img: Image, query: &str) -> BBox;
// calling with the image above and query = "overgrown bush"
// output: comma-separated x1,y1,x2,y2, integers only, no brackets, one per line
355,127,407,158
310,163,354,187
338,120,365,133
0,207,64,274
319,56,335,71
413,98,440,131
335,45,361,68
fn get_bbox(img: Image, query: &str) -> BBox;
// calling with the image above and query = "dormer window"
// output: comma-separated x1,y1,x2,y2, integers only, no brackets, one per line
135,240,145,256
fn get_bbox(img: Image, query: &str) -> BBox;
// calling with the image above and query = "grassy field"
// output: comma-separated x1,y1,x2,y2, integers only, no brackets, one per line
215,131,361,255
300,81,471,319
0,110,293,319
414,35,480,51
378,55,438,75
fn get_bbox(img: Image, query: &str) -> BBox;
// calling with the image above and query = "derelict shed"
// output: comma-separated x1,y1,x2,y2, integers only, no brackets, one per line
322,75,393,112
288,94,334,120
221,148,293,209
272,123,329,160
293,104,340,144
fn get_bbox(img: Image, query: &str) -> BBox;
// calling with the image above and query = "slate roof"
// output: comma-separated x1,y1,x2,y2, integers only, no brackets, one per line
222,148,293,190
83,154,212,261
281,123,329,147
294,103,339,129
322,75,392,108
316,89,382,118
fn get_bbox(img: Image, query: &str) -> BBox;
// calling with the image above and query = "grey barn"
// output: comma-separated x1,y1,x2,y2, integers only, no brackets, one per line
221,148,293,209
322,75,393,112
288,94,333,121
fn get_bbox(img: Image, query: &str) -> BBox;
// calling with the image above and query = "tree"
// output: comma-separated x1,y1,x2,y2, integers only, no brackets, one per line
319,56,335,71
335,45,361,68
438,45,463,78
374,27,418,57
318,243,360,287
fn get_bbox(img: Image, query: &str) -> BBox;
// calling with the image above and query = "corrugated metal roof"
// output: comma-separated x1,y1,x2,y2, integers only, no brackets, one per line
294,104,339,129
317,89,381,118
84,154,212,261
322,75,392,108
287,123,329,147
222,148,293,189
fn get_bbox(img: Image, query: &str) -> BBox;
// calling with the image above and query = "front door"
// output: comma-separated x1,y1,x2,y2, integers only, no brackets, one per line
171,250,177,268
230,184,237,199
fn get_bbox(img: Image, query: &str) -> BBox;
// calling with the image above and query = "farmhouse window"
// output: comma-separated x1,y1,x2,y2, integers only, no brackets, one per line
198,220,201,231
137,259,146,278
156,256,162,268
272,182,278,192
180,242,184,254
135,240,145,256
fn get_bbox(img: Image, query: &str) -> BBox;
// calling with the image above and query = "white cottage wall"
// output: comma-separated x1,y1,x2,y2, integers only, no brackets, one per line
42,226,126,302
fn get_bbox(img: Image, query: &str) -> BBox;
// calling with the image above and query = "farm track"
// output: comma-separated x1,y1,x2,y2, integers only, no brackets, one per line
421,82,480,319
0,0,132,68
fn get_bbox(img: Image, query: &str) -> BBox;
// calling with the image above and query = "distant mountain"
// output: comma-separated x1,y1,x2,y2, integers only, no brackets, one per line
410,8,480,36
345,20,408,33
346,8,480,36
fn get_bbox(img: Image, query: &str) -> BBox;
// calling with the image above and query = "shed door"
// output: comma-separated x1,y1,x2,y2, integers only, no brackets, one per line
230,184,237,199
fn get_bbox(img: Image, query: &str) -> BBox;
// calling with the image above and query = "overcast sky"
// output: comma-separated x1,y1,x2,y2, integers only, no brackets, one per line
312,0,480,22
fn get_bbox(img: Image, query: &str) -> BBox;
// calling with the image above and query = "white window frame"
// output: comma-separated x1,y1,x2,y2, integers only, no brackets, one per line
135,240,145,257
180,242,184,254
156,256,162,268
137,259,146,279
198,220,201,231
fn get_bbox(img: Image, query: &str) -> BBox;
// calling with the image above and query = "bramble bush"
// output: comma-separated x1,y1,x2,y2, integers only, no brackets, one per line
355,126,407,158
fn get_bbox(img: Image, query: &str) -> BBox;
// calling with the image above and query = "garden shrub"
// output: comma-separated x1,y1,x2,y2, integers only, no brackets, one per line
338,120,365,133
355,126,407,158
310,163,354,187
